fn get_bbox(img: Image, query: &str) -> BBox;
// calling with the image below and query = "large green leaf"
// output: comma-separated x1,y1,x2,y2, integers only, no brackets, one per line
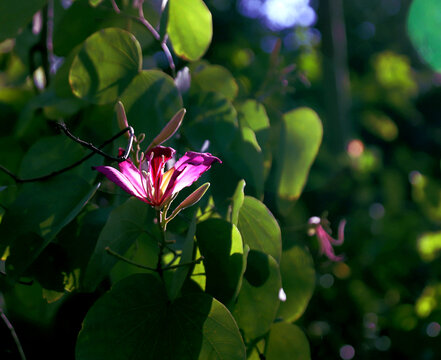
82,198,155,292
237,100,271,178
184,92,238,153
237,196,281,262
0,175,98,278
55,207,111,292
277,245,315,322
169,215,197,301
230,179,246,226
167,0,212,61
53,0,115,57
196,218,245,306
119,70,183,145
237,100,270,148
54,0,155,57
233,251,281,341
18,135,98,183
265,322,311,360
191,64,238,101
407,0,441,72
275,107,322,215
76,274,246,360
69,28,142,104
228,126,264,198
0,0,48,41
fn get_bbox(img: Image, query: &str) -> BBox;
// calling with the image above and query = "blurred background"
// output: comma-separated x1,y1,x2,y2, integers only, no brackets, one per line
202,0,441,359
2,0,441,359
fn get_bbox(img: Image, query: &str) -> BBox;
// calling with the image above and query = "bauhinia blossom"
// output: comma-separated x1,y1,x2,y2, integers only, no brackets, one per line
95,145,221,209
308,216,346,261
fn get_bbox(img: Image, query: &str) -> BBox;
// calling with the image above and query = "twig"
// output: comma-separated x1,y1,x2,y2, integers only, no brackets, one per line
163,256,204,271
110,0,121,13
55,122,134,162
137,1,176,76
105,247,157,271
0,309,27,360
0,125,134,183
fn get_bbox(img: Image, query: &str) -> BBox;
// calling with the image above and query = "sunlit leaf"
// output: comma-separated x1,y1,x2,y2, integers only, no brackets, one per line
69,28,142,104
237,196,281,262
76,274,246,360
265,322,311,360
275,107,322,215
196,218,245,305
237,100,270,149
167,0,212,61
192,64,238,100
233,251,281,341
230,179,246,226
277,245,315,322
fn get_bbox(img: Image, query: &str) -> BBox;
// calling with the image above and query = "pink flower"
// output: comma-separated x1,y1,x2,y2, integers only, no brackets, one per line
308,216,346,262
95,146,221,209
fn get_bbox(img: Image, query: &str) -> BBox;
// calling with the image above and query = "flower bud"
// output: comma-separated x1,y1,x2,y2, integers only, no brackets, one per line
115,101,130,139
146,108,186,152
167,182,210,222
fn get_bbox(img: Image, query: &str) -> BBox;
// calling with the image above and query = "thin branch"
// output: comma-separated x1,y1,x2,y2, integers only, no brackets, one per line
160,36,176,77
0,125,134,183
163,256,204,271
55,122,134,162
0,309,27,360
138,2,160,40
105,247,157,271
110,0,121,13
137,1,176,76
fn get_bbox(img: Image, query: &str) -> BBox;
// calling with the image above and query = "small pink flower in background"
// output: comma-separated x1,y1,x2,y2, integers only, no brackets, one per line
95,145,221,209
308,216,346,262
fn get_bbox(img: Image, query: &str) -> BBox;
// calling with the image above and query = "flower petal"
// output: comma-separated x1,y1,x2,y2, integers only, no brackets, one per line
95,165,147,201
118,159,147,197
166,151,221,196
146,146,175,178
316,226,344,262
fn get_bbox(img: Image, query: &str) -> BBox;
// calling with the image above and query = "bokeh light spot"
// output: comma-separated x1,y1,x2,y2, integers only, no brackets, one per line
319,273,334,288
426,322,441,337
339,345,355,360
347,139,364,158
375,336,391,351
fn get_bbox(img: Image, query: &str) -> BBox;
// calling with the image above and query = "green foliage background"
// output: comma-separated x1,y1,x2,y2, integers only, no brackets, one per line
1,0,441,359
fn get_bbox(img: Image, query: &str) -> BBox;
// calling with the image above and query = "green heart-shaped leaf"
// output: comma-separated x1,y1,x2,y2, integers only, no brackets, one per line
69,28,141,104
275,107,322,215
167,0,212,61
237,196,281,262
76,274,246,360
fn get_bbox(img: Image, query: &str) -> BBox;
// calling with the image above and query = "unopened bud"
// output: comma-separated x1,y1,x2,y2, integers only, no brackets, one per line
167,183,210,222
146,108,186,152
115,101,130,139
